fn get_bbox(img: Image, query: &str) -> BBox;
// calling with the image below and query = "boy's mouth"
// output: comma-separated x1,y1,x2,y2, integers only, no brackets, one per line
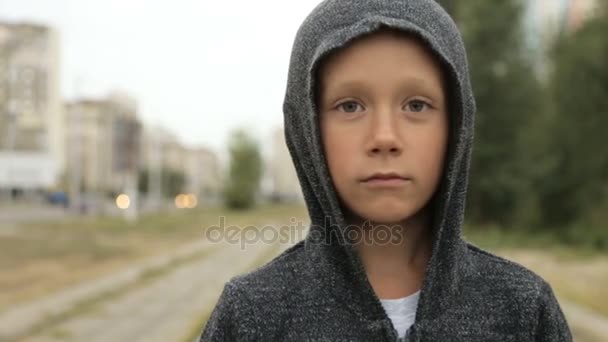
360,172,412,187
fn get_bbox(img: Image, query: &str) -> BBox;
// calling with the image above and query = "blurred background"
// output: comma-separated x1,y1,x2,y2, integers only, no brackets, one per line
0,0,606,341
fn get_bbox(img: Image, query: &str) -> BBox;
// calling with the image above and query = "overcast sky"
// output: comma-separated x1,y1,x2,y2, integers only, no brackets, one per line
0,0,322,155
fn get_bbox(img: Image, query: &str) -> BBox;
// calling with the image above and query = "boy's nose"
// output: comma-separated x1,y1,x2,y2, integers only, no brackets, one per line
366,109,403,157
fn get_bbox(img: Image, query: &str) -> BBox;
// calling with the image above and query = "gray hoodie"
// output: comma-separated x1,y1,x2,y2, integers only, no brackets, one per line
199,0,572,341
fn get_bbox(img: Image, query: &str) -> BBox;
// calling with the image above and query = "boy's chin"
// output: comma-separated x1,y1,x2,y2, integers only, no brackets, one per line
350,206,422,226
339,197,429,226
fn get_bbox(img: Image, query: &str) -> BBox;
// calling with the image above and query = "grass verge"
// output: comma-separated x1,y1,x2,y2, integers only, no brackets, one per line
0,203,307,312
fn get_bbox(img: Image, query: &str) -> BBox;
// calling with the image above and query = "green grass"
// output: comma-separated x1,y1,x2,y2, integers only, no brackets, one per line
463,223,606,258
7,203,307,263
0,203,308,313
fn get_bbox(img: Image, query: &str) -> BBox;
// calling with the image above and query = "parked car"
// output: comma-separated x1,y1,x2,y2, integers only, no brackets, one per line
46,191,69,208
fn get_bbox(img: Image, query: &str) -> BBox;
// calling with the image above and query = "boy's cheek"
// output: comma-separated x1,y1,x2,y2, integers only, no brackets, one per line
322,135,362,177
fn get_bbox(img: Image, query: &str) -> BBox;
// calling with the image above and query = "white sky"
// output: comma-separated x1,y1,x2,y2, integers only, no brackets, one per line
0,0,322,155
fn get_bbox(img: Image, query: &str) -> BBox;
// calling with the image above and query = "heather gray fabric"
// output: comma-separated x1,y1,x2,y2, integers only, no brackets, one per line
199,0,572,341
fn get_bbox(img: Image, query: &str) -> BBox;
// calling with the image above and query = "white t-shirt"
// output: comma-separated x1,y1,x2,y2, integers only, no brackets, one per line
379,290,421,340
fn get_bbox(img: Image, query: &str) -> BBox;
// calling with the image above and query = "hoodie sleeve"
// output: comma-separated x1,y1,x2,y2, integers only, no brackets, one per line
199,281,244,342
533,281,573,342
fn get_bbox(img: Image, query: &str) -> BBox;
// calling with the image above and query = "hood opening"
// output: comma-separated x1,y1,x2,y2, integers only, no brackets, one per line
309,24,462,246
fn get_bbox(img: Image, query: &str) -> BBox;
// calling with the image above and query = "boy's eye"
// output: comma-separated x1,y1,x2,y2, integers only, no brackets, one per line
404,100,431,113
336,101,364,113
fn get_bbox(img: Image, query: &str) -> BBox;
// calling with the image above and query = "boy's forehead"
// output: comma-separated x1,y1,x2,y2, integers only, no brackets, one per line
320,29,437,70
317,28,445,89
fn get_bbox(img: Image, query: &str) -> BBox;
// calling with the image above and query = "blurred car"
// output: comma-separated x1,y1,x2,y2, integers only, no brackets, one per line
46,191,69,207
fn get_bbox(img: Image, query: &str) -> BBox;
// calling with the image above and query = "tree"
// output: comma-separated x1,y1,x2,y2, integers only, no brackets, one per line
454,0,546,227
163,168,185,198
138,169,149,194
434,0,457,18
223,129,263,209
138,168,184,198
539,5,608,228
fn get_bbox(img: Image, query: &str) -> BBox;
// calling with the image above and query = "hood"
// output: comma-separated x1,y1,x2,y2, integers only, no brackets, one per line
282,0,476,336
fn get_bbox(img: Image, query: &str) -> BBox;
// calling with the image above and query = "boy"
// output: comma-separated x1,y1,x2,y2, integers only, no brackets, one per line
200,0,572,341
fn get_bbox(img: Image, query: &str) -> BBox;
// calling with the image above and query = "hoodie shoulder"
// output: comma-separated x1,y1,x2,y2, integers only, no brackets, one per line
199,242,307,341
232,240,306,292
463,242,572,341
465,241,548,294
229,241,309,313
466,242,542,278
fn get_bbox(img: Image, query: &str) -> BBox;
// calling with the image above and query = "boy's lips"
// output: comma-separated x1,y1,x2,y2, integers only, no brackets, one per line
361,172,410,181
360,172,412,187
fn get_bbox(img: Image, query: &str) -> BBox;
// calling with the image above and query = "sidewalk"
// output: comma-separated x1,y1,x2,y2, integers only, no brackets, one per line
561,299,608,342
23,240,283,342
0,238,219,340
0,205,69,225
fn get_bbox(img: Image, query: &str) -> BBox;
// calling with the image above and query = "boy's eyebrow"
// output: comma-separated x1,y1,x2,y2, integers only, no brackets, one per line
323,77,444,101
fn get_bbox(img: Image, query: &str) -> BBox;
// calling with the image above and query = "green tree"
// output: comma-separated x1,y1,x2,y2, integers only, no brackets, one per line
138,169,149,194
163,168,185,197
138,168,184,198
454,0,546,227
223,129,263,209
540,5,608,228
434,0,457,17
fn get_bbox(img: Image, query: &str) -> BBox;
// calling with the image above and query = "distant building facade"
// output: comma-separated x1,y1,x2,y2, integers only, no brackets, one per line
524,0,599,78
141,125,221,203
65,92,141,195
0,21,63,190
565,0,599,31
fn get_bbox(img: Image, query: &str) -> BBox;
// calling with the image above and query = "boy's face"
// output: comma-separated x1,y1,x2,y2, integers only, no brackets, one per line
318,31,448,225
